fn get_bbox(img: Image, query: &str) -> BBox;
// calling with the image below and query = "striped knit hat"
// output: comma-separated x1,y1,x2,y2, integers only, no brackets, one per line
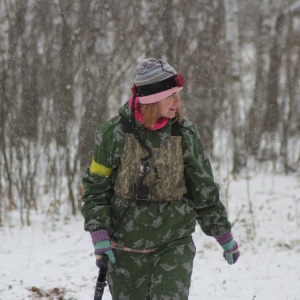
131,58,185,104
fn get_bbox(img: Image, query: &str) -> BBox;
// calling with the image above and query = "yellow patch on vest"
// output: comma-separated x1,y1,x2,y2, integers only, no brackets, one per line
90,159,112,177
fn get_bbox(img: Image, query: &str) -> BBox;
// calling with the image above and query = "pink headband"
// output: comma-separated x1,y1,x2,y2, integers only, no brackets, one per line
138,86,183,104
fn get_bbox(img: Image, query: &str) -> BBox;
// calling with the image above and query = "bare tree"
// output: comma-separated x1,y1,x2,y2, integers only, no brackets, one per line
224,0,246,173
278,2,300,172
0,0,300,225
247,0,273,156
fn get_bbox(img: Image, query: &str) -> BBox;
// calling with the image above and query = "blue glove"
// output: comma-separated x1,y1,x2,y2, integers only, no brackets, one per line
91,230,116,267
216,232,240,265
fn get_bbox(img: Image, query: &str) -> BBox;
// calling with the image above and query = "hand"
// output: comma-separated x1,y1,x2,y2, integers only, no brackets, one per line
94,240,116,266
223,240,240,265
216,232,240,265
91,230,116,267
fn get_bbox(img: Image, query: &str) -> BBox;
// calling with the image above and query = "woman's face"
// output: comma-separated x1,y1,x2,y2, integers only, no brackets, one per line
157,92,181,119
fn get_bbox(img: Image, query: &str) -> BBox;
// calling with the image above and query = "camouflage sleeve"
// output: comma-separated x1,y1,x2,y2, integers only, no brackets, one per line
81,170,114,232
81,116,124,233
181,120,231,237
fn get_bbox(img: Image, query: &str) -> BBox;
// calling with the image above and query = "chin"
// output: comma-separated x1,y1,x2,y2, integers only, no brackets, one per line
168,113,176,118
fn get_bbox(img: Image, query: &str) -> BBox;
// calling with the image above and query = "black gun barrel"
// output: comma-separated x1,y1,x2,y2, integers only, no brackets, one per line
94,254,109,300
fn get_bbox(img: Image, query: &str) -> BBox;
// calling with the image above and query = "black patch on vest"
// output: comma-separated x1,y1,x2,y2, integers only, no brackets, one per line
120,116,133,133
171,121,182,136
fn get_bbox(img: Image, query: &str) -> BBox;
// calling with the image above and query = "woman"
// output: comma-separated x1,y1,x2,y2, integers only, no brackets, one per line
81,58,240,299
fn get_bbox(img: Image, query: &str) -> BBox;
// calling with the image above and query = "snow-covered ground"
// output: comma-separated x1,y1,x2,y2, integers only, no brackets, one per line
1,172,300,300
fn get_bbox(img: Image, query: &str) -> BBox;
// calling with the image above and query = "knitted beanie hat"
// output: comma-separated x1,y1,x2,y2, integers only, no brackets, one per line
131,58,185,104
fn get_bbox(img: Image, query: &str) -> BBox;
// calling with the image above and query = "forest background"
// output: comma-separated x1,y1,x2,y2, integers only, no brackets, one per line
0,0,300,226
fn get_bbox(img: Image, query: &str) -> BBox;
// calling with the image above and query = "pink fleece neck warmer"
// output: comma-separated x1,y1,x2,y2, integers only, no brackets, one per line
129,96,168,131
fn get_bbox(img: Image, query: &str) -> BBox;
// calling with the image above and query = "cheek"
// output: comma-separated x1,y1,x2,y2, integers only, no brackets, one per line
157,98,175,116
162,103,172,112
162,99,174,109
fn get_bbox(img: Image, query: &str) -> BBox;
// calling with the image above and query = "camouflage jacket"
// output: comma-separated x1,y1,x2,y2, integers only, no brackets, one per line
81,102,231,250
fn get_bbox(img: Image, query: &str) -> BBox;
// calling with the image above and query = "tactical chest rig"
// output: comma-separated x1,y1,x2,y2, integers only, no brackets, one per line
114,117,187,201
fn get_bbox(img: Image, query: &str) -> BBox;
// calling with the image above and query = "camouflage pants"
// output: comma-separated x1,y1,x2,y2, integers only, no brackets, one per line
107,236,196,300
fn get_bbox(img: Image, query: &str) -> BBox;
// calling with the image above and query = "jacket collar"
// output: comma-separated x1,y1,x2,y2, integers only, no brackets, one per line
118,100,178,131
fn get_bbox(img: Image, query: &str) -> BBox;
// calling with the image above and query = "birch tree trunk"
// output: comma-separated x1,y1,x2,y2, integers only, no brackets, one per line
279,2,300,172
224,0,246,173
247,0,272,155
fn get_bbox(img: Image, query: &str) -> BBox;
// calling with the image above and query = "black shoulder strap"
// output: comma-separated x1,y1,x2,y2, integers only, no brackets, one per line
120,115,133,133
171,121,182,136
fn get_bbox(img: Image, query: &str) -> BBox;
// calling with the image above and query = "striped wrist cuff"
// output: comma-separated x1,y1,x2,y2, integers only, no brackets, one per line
216,231,233,246
221,239,235,250
91,229,110,244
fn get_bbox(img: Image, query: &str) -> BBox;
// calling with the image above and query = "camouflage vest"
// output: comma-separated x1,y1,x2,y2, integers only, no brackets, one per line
114,118,187,201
